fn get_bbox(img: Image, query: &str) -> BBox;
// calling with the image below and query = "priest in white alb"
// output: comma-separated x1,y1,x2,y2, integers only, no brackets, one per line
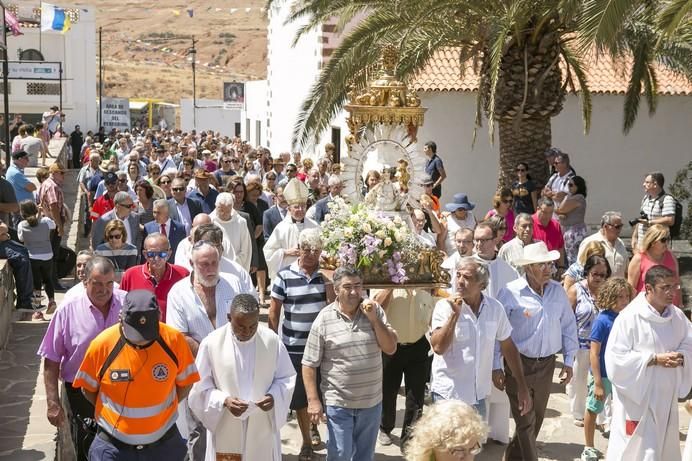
188,294,296,461
263,178,320,281
605,265,692,461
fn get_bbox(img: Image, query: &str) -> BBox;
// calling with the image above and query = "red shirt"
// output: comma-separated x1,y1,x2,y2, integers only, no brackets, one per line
532,213,564,252
119,263,190,321
90,194,115,221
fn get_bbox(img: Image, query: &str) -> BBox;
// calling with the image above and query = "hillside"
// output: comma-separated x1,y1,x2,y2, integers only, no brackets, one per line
58,0,269,103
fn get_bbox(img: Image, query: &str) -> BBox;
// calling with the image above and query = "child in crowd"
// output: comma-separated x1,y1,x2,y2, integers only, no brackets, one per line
581,277,634,461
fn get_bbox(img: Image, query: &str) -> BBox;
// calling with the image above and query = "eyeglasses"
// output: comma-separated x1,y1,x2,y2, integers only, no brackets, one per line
159,180,171,185
172,187,186,192
474,236,495,243
502,199,513,204
223,160,232,164
450,442,483,457
607,223,624,230
651,283,680,293
108,234,122,240
117,203,134,209
516,167,527,172
145,250,170,259
117,179,127,183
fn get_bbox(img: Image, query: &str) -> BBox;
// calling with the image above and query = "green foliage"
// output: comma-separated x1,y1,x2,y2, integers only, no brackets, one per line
669,161,692,243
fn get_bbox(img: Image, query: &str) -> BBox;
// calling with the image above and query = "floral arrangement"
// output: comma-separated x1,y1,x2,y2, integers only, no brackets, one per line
321,197,423,284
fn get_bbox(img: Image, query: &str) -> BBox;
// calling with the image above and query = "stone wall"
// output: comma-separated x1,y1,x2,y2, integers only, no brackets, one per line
0,260,16,349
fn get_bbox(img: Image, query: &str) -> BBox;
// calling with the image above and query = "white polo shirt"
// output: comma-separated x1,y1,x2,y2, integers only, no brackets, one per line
431,296,512,405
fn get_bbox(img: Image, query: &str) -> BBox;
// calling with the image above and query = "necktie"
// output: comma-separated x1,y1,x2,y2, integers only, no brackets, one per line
160,223,167,236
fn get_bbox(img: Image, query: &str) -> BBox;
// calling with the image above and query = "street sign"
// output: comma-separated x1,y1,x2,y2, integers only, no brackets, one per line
101,97,131,131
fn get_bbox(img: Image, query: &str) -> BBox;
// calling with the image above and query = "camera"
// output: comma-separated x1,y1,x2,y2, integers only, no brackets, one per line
628,211,648,227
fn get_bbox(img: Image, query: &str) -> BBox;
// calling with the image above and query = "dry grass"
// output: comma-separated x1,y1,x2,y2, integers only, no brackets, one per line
60,0,268,102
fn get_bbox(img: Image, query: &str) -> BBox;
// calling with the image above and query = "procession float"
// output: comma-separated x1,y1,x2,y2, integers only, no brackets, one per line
320,45,450,289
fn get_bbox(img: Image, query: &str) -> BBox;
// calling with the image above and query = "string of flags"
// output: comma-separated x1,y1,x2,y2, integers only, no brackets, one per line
107,6,266,15
40,2,72,33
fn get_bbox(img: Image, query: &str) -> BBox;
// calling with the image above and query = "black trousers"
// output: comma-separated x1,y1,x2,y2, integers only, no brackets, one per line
380,335,430,443
30,258,55,299
64,382,95,461
49,229,61,285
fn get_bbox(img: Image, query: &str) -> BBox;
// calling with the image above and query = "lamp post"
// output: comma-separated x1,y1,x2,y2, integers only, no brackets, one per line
189,36,197,131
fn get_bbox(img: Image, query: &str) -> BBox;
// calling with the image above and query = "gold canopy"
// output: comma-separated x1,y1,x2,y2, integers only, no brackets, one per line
345,45,427,146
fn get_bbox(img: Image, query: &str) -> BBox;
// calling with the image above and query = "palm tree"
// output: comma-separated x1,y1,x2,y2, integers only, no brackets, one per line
269,0,687,188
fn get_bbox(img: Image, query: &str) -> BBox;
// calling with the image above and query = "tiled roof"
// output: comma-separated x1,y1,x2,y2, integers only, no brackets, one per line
412,47,692,96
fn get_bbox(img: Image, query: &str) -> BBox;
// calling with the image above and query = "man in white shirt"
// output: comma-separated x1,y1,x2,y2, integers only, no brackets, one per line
497,213,534,275
430,257,530,419
209,193,253,272
166,241,254,461
441,228,474,288
578,211,629,278
188,294,296,461
605,265,692,461
542,151,575,202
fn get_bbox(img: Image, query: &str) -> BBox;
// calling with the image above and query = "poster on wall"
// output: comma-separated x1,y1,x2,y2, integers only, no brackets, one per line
223,82,245,110
101,97,131,131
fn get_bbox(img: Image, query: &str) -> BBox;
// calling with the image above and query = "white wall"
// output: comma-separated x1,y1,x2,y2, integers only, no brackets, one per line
4,4,97,132
241,80,268,146
418,91,692,227
266,0,322,153
179,99,241,136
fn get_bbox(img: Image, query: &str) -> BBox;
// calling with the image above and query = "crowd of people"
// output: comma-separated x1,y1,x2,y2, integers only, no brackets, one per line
0,123,687,461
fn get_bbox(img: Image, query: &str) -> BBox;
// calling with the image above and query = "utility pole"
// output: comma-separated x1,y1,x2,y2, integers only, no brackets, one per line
98,26,102,127
2,4,9,168
190,36,197,131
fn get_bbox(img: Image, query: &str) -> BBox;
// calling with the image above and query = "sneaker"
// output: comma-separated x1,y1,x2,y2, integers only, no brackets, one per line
574,418,585,427
378,431,393,446
581,446,599,461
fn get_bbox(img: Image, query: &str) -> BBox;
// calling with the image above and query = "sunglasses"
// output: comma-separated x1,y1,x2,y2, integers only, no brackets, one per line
502,199,513,204
223,160,232,164
118,203,134,209
607,223,624,230
145,250,170,259
108,234,122,240
159,180,171,185
172,187,186,192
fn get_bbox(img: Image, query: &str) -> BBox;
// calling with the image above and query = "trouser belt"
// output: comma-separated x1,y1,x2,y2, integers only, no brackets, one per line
520,353,555,362
96,424,178,451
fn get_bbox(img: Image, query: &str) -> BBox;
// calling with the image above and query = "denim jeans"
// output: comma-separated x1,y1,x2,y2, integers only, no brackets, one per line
431,393,487,420
0,239,34,309
326,402,381,461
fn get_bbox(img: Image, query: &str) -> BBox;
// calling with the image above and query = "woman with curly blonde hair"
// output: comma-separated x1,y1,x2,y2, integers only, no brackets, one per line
405,400,488,461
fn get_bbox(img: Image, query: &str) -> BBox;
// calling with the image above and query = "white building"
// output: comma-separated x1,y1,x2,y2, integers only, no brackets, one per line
180,99,241,136
4,4,97,132
263,3,692,225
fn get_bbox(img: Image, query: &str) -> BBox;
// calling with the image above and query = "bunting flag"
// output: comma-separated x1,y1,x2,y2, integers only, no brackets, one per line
4,9,23,36
230,8,238,14
245,7,251,13
171,9,180,16
40,3,71,33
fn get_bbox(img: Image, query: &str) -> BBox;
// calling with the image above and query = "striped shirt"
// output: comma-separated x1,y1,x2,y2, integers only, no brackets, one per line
638,192,676,243
302,302,389,409
271,262,327,355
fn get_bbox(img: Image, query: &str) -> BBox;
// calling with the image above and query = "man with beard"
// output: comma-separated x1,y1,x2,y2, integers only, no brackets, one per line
166,241,253,461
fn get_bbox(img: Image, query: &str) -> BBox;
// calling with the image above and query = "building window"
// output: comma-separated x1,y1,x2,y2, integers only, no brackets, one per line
19,49,45,61
27,82,61,95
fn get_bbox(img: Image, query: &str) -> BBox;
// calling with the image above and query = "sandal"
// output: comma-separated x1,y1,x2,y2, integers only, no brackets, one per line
299,445,313,461
32,311,46,321
46,301,57,315
310,424,321,446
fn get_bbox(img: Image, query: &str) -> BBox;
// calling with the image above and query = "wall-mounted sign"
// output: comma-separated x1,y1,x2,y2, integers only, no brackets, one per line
1,61,62,80
101,97,131,130
223,82,245,110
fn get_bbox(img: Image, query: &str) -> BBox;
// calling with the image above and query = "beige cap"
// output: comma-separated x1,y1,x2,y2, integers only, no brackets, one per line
283,178,309,205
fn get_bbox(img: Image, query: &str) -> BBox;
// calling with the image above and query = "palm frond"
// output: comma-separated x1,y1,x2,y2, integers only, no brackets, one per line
578,0,640,50
657,0,692,38
622,37,650,133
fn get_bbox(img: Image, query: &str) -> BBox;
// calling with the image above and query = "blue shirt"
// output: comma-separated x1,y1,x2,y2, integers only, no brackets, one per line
6,163,34,203
495,278,578,368
588,309,617,378
187,188,218,214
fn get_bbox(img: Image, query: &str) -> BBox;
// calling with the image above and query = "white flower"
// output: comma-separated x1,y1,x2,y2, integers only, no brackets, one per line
384,237,393,247
362,223,372,234
344,228,353,238
375,230,386,239
394,231,403,242
324,213,331,221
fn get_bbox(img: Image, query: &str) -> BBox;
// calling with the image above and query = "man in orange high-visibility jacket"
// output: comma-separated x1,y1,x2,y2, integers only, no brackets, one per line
74,289,199,460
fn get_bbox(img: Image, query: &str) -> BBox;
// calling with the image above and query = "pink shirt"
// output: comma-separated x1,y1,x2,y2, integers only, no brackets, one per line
532,213,564,251
636,250,681,306
37,289,126,383
486,209,515,242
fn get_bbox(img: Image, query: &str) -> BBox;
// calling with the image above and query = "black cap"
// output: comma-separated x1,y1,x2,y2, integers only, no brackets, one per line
104,172,118,184
11,150,28,160
121,290,160,343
